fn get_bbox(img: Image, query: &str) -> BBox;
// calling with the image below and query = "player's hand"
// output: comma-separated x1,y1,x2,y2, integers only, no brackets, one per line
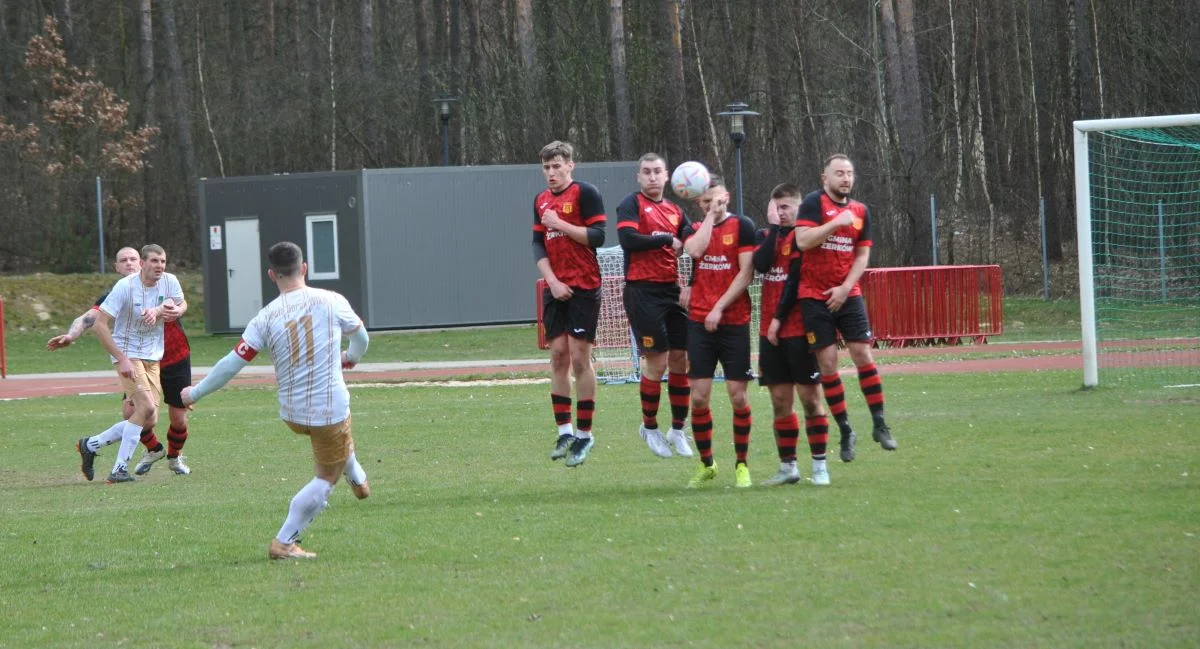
140,307,160,326
671,237,683,256
704,306,723,332
767,318,782,346
833,209,856,228
549,279,573,301
47,334,74,351
180,386,195,406
707,193,729,219
161,302,183,322
766,199,780,226
541,209,564,231
341,351,358,370
678,286,691,309
823,284,851,312
116,357,135,380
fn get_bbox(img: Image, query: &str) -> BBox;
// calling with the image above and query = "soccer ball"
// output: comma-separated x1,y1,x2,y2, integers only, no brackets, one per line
671,161,711,200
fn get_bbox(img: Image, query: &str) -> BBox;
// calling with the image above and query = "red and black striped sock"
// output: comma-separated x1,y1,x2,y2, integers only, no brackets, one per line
667,372,690,430
805,415,829,460
639,376,662,429
140,427,163,452
166,426,188,458
576,399,595,435
774,413,799,463
821,373,852,431
857,363,885,418
551,393,572,429
692,407,714,466
733,406,752,464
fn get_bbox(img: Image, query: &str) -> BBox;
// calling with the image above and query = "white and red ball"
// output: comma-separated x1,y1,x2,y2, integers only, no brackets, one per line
671,161,711,200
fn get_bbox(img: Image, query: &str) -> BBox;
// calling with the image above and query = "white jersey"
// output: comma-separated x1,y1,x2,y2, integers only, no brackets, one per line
98,272,185,362
238,286,363,427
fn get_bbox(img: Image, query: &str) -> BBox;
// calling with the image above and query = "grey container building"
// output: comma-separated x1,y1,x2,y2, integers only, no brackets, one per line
199,162,639,333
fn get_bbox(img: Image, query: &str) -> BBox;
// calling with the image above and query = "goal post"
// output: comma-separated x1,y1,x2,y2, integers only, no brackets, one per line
1073,113,1200,388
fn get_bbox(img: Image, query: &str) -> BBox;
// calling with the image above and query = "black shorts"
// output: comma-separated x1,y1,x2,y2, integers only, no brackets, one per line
758,336,820,386
624,282,688,353
687,321,753,381
800,295,873,350
543,287,601,343
160,356,193,408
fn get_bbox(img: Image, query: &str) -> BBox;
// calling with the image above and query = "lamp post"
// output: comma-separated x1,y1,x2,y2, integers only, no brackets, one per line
717,101,759,217
434,94,458,166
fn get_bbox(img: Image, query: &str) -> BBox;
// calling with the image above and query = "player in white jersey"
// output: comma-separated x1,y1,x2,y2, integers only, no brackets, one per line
182,241,371,561
74,244,184,483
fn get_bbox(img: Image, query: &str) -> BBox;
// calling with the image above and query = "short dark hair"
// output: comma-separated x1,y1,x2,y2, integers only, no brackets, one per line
268,241,304,277
771,183,802,200
540,140,575,163
707,174,726,190
140,244,165,260
824,153,852,169
638,152,665,167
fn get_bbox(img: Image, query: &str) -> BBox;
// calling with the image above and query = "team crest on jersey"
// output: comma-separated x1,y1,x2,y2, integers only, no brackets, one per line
807,332,817,345
642,335,655,348
722,234,734,245
563,203,574,214
852,215,863,230
782,242,792,256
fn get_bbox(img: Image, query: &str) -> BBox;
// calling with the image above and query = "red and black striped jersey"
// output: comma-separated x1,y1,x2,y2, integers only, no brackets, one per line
160,319,191,367
532,181,607,290
683,214,756,325
615,192,688,284
794,190,872,300
757,228,806,338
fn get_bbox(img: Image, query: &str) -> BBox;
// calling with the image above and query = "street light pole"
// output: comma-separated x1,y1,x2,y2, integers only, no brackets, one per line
717,102,759,218
434,94,458,166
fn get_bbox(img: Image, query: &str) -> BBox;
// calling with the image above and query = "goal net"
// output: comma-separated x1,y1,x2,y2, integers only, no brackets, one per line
1073,114,1200,388
594,247,761,384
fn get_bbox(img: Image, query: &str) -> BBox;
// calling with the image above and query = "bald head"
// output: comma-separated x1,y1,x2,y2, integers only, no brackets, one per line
113,247,141,276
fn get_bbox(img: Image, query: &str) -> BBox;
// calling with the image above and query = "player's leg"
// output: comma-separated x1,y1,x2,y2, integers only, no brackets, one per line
564,289,600,467
543,290,575,459
663,305,693,456
340,414,369,500
759,335,800,485
798,383,830,485
107,362,160,482
803,299,856,461
686,321,718,487
137,358,190,475
626,284,673,458
271,421,341,560
838,296,897,451
720,325,754,488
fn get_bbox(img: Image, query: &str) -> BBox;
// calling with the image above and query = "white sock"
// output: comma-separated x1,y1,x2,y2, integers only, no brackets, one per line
575,430,593,440
110,420,143,473
276,478,333,544
557,423,574,437
87,421,126,452
343,452,367,486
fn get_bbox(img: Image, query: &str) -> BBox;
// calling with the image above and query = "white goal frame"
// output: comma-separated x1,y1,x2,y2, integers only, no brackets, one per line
1072,113,1200,388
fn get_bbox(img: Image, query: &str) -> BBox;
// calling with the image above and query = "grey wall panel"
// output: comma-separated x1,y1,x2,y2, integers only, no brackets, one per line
199,172,364,333
362,162,637,329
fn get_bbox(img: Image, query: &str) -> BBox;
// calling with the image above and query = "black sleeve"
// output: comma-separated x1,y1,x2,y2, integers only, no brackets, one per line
796,191,822,228
619,228,672,252
752,226,778,273
532,230,548,262
93,292,109,308
858,202,873,245
738,216,757,247
586,224,605,248
775,257,801,320
578,183,607,249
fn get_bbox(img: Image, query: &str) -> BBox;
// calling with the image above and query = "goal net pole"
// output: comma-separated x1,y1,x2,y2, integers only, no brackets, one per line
1072,113,1200,389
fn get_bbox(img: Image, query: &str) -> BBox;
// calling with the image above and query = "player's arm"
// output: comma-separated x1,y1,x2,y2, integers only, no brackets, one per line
540,186,606,248
775,257,802,321
705,249,755,332
751,226,778,273
181,341,255,405
683,199,722,258
90,310,136,378
47,307,100,350
794,194,854,251
342,322,370,369
616,195,670,251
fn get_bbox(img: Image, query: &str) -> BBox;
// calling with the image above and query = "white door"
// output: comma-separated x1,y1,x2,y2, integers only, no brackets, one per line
225,218,262,328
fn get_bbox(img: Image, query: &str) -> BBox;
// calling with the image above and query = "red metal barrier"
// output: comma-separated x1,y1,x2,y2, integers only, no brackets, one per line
1,295,6,378
859,265,1004,346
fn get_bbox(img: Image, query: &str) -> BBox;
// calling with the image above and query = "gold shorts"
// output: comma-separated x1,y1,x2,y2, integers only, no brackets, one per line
285,414,354,475
116,360,163,405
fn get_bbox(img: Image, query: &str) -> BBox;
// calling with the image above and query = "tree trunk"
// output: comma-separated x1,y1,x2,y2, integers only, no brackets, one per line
262,0,276,64
160,0,200,242
660,0,689,168
516,0,542,147
360,0,379,164
608,0,633,160
137,0,157,245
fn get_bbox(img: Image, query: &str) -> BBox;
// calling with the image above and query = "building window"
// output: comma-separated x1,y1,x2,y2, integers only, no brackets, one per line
306,214,340,281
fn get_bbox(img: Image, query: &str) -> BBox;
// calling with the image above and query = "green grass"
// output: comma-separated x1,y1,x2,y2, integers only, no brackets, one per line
1,372,1197,648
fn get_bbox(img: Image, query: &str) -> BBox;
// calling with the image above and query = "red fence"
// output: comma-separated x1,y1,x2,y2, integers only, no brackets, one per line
537,264,1004,349
860,265,1004,346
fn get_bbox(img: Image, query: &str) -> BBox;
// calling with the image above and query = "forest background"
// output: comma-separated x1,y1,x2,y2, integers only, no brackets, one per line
1,0,1197,297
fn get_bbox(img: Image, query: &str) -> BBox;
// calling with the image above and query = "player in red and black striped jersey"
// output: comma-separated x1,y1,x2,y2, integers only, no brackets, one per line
616,152,693,460
680,175,757,488
531,141,607,467
752,184,830,487
789,154,897,461
47,246,195,478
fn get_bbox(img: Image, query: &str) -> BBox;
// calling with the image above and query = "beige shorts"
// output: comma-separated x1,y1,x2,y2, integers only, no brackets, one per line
116,360,163,405
285,414,354,475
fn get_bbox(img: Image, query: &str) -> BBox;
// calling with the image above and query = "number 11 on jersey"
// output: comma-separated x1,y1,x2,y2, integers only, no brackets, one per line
284,315,315,365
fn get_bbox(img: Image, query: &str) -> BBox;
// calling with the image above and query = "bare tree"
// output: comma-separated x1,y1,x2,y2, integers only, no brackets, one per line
159,0,200,232
608,0,633,160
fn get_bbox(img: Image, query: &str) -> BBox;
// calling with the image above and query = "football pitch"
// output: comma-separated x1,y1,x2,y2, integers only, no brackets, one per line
0,371,1196,648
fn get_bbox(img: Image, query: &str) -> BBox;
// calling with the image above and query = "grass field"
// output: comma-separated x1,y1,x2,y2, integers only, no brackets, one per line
1,371,1196,648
